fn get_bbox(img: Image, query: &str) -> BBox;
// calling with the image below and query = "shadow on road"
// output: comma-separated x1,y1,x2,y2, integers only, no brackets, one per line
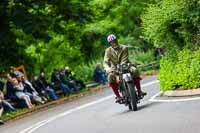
115,102,161,115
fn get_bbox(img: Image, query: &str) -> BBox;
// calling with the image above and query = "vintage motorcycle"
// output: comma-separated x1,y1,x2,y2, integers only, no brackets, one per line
115,63,140,111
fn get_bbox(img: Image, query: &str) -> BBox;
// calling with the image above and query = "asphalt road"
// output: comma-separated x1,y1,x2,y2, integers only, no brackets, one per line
1,76,200,133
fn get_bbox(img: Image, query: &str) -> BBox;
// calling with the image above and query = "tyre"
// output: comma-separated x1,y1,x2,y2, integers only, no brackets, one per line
126,82,137,111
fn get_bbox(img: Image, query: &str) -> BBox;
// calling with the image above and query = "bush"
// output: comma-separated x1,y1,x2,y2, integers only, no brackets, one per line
129,49,155,65
73,59,104,82
142,0,200,49
159,48,200,91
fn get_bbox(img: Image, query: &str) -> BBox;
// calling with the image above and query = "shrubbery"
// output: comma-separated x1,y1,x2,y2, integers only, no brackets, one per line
129,49,155,65
142,0,200,90
73,60,99,82
159,48,200,91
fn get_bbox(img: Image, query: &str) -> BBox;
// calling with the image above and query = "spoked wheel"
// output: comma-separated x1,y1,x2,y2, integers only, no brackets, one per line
126,82,137,111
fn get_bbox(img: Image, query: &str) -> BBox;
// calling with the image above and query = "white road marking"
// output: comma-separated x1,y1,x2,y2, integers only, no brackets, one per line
149,92,161,102
149,92,200,103
19,80,159,133
19,120,49,133
19,95,115,133
141,80,159,88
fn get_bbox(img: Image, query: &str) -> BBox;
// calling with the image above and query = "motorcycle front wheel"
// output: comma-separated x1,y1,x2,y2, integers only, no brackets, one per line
126,82,137,111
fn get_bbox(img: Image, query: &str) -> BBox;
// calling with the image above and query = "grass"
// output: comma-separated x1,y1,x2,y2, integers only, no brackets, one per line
0,108,29,121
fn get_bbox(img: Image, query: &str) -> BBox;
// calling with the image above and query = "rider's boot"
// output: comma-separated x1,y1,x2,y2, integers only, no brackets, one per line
134,77,147,99
109,82,123,103
138,90,147,98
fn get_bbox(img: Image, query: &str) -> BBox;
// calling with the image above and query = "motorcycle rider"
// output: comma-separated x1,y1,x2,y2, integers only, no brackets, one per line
104,34,147,102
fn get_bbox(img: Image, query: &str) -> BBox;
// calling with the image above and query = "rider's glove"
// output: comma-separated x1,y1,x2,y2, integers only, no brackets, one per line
105,68,112,74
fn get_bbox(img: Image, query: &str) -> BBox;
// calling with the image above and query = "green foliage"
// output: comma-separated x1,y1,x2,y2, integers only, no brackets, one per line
142,0,200,49
142,0,200,90
129,49,155,65
81,0,155,60
159,48,200,91
0,0,91,76
0,0,156,80
74,59,104,81
0,108,29,121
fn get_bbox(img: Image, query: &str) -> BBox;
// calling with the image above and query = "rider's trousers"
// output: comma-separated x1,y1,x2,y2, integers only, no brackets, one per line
108,74,142,97
109,82,121,97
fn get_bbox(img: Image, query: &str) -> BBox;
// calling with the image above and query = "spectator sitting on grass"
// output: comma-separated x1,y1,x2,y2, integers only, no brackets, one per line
32,76,49,102
38,71,58,100
33,71,58,101
60,70,79,92
65,66,86,90
0,100,4,125
51,69,74,96
12,78,34,109
14,71,45,104
0,80,6,126
93,63,107,85
6,73,27,108
0,86,16,115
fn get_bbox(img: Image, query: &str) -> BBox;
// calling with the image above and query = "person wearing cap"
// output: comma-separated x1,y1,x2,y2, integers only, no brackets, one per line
104,34,147,102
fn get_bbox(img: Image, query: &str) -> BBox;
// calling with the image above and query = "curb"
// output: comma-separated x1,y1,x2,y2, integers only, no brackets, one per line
2,75,154,124
3,85,109,124
162,88,200,97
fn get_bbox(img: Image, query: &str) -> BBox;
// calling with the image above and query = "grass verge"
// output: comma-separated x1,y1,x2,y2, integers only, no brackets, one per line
0,85,107,123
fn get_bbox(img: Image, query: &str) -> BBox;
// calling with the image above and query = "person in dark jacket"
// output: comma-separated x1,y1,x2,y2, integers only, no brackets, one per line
60,70,79,92
51,69,73,96
38,72,58,100
93,63,107,85
32,76,49,102
65,67,86,89
0,89,16,114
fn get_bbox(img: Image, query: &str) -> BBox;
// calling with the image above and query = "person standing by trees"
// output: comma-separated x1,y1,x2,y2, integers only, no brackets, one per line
104,34,147,102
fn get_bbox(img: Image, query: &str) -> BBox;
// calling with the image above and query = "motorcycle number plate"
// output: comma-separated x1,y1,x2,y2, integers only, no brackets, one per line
122,73,132,82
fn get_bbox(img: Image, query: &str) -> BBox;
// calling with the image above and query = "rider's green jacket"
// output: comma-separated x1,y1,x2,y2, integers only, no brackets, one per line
103,44,129,71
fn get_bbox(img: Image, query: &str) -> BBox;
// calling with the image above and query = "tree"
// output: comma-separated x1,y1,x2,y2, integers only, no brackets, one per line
142,0,200,90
